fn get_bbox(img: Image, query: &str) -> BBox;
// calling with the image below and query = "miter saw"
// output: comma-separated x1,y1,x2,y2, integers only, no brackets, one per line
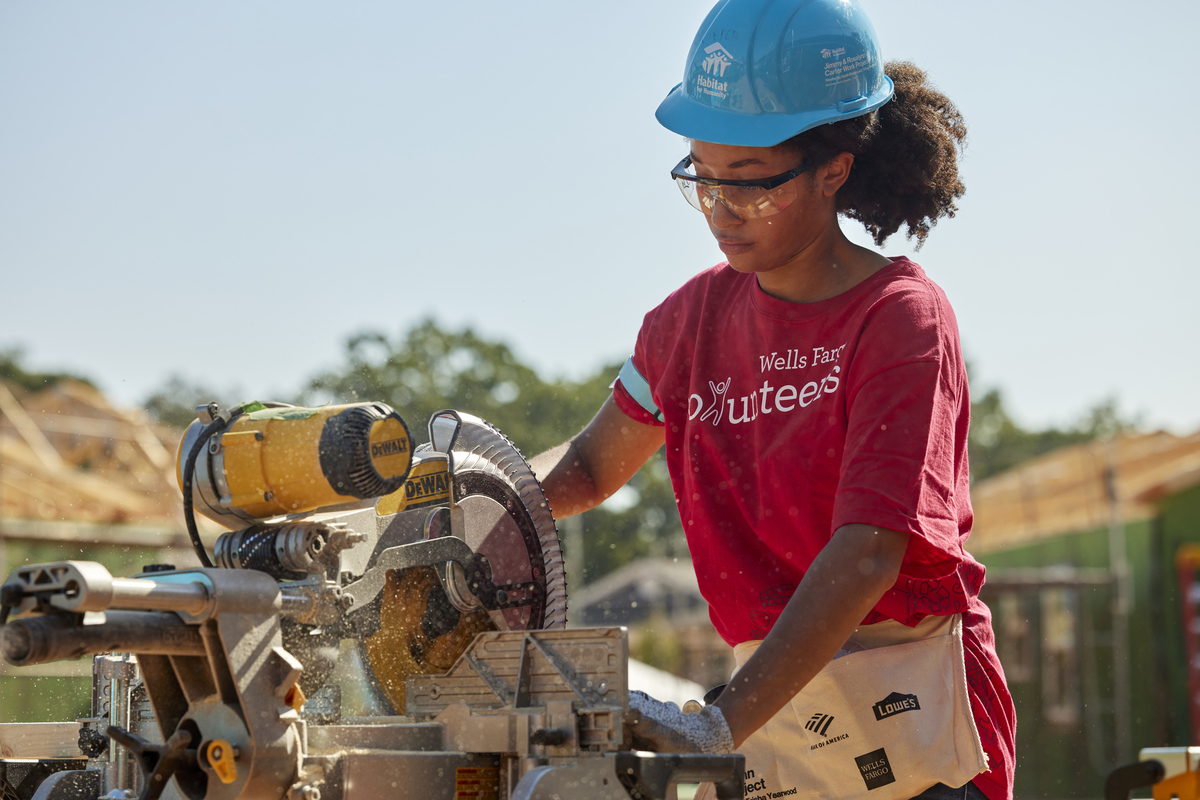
0,401,744,800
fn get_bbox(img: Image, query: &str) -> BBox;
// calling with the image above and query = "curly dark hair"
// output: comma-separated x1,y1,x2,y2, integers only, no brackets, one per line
783,61,967,248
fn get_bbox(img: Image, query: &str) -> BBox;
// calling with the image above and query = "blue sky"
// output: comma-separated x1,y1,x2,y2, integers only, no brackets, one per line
2,0,1198,433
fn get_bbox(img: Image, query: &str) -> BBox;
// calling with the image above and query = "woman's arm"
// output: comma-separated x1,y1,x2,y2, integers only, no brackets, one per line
533,399,908,751
713,523,909,747
530,396,665,518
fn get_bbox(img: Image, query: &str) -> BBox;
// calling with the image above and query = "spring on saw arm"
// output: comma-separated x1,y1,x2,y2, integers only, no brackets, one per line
213,523,331,580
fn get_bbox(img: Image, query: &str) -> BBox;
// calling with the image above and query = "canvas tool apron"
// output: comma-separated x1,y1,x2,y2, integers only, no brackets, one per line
696,614,987,800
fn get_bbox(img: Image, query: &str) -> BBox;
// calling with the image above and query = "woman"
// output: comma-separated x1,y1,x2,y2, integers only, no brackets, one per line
530,1,1015,798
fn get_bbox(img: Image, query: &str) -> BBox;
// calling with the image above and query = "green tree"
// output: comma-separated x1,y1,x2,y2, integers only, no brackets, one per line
300,320,686,584
298,319,615,458
143,375,241,429
969,389,1138,483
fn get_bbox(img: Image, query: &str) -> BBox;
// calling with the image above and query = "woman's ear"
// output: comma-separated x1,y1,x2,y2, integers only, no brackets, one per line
817,152,855,198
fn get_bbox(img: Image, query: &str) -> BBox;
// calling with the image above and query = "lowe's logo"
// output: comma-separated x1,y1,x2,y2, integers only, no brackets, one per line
872,692,921,721
701,42,734,76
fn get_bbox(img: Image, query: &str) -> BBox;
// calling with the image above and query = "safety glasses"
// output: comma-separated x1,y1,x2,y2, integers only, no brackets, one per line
671,155,814,219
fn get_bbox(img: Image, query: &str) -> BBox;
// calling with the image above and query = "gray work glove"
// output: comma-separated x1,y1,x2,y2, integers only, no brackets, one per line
625,690,734,754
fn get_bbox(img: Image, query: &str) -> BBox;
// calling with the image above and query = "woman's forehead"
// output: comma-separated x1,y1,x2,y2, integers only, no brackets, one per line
689,139,798,172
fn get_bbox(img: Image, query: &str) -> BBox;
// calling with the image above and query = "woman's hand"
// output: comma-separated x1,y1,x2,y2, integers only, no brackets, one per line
624,691,734,754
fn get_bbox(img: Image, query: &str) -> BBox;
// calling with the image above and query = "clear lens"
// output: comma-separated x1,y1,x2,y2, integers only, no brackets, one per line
674,176,796,219
675,178,710,213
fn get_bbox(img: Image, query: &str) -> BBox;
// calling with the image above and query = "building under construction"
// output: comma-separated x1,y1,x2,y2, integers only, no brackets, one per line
0,379,200,723
970,430,1200,798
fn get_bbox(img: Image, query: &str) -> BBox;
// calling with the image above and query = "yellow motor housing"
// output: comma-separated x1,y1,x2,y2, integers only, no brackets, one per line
177,402,413,528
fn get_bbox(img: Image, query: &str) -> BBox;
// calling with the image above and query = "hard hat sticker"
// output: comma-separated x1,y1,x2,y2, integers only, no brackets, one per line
702,42,734,77
696,42,736,100
824,51,873,88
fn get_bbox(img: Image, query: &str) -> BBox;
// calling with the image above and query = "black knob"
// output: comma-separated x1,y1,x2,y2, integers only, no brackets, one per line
530,729,568,746
78,726,108,758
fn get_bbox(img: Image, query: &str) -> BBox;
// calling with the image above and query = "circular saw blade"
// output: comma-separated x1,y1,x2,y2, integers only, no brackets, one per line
363,414,567,713
362,567,497,712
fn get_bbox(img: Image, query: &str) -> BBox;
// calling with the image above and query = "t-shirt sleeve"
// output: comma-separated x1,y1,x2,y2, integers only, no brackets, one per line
611,302,671,427
613,369,664,426
831,286,968,581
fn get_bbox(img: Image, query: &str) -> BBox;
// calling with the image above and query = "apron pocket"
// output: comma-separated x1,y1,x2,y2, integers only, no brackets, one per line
732,615,987,800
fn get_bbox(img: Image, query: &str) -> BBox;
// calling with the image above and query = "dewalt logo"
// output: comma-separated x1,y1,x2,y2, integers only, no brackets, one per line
370,437,409,459
374,458,447,516
367,418,412,483
405,471,450,503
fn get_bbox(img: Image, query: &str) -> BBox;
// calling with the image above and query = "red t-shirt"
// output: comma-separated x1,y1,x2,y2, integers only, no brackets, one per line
613,258,1015,800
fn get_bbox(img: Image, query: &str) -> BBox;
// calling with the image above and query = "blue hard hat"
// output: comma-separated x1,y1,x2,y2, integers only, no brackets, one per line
656,0,894,147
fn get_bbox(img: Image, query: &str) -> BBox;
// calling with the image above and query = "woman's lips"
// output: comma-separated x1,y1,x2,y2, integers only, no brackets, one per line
716,238,753,256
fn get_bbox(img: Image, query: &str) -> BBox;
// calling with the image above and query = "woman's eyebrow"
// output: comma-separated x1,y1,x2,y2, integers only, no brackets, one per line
690,153,768,169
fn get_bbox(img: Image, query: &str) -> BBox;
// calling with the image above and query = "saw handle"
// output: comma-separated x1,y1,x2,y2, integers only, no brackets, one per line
106,725,198,800
2,611,205,667
1104,760,1166,800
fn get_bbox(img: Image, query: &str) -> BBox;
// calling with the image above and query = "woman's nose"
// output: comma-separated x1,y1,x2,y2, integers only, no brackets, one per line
709,197,743,228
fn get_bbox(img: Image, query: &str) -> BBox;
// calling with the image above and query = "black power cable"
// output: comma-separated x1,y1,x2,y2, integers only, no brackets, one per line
181,404,244,569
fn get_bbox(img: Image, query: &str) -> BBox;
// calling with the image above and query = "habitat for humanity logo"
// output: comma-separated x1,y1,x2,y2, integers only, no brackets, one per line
701,42,734,76
872,692,920,721
696,42,734,100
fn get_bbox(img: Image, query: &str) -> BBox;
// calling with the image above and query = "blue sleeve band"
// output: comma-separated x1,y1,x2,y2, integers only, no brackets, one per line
616,356,662,421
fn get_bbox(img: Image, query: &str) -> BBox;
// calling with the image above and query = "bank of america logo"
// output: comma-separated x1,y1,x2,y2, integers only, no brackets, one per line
805,713,834,737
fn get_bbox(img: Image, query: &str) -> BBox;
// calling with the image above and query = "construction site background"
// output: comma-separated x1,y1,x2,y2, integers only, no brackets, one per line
3,328,1199,799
